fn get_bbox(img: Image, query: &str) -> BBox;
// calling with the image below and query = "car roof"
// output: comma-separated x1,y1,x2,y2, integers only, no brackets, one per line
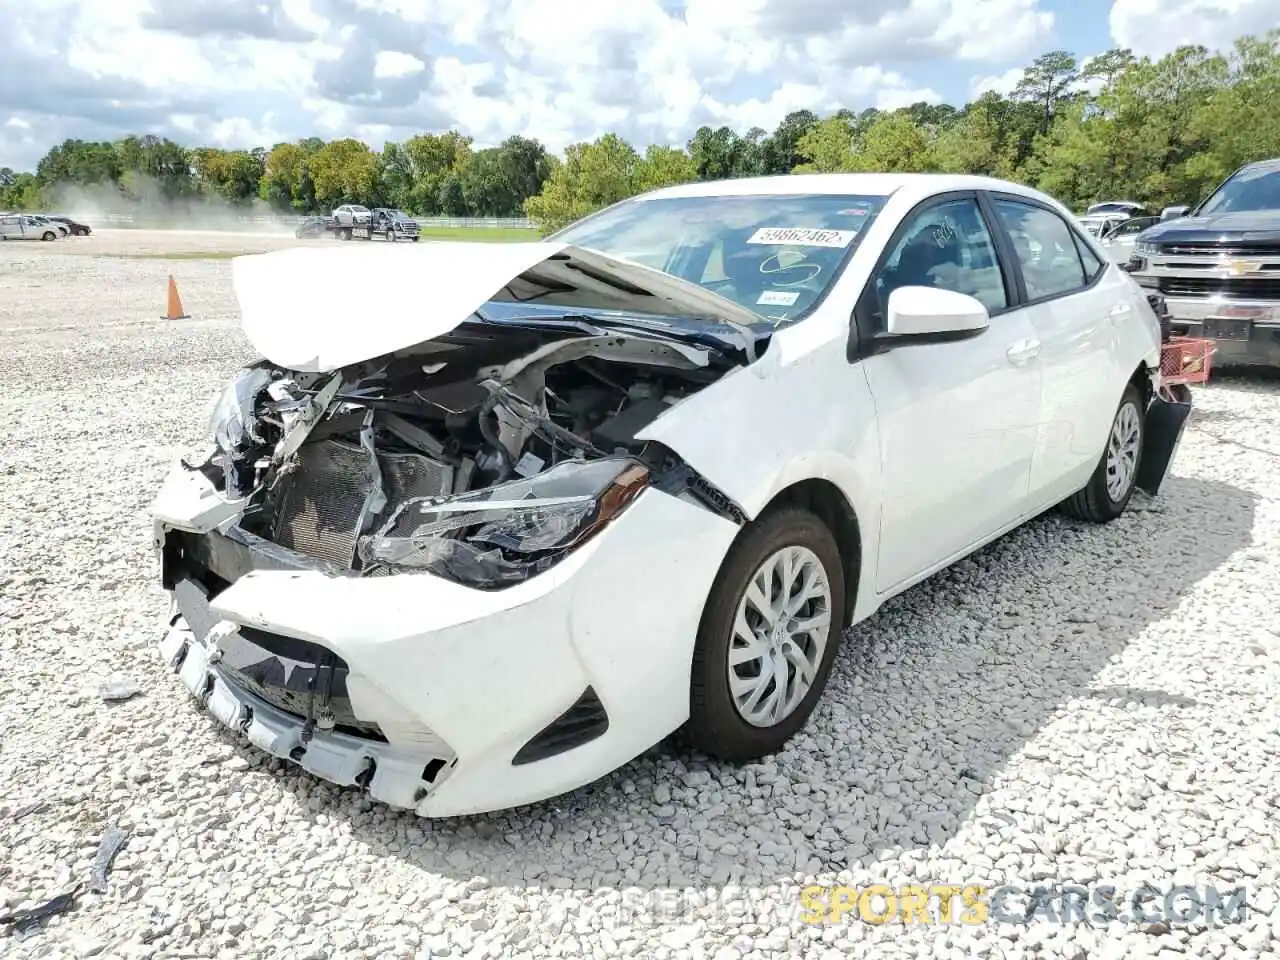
638,173,1058,207
1240,158,1280,174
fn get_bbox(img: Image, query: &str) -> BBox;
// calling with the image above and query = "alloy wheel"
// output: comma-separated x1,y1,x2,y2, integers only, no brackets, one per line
728,545,832,728
1106,400,1141,501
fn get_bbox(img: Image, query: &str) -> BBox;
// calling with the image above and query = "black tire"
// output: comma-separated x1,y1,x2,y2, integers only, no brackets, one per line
1060,382,1145,523
411,235,420,242
42,231,56,241
688,506,846,762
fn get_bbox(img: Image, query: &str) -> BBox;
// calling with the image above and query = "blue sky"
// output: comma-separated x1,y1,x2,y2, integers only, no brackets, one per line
1,0,1274,171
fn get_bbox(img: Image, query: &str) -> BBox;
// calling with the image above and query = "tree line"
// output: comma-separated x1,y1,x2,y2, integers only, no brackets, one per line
1,31,1276,230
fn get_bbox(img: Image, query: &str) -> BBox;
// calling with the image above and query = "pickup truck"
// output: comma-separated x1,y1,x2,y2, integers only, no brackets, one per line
1128,157,1280,367
369,208,421,241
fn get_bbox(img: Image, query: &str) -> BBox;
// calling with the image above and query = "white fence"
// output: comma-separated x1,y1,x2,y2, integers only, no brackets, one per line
86,212,536,230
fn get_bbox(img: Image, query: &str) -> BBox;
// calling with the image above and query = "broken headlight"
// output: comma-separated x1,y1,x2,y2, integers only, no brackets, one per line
358,457,650,587
208,367,273,453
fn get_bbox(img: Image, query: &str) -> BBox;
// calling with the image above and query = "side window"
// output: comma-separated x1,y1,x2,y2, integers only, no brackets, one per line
1074,230,1105,281
875,198,1008,319
994,200,1089,300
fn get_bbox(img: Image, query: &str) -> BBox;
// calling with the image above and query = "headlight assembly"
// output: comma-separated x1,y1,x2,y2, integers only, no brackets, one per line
359,457,651,587
208,367,274,453
1134,240,1158,256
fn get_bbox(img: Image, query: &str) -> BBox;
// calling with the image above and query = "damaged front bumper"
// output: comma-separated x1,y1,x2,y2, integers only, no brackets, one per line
152,462,739,817
1135,385,1193,497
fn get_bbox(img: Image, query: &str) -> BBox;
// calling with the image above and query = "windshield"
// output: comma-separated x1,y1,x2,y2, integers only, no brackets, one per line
1197,165,1280,216
351,205,369,213
388,209,410,218
550,193,886,327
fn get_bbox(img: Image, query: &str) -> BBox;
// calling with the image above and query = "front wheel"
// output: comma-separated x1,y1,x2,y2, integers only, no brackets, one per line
688,506,845,762
1060,383,1145,523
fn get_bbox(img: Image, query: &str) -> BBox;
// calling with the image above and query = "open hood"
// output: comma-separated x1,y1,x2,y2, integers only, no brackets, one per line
231,241,765,373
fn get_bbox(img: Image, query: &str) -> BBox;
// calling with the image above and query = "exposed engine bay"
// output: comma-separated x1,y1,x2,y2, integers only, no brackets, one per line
200,320,749,588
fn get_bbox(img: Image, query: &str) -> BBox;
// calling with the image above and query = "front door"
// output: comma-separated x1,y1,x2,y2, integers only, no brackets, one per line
859,194,1043,593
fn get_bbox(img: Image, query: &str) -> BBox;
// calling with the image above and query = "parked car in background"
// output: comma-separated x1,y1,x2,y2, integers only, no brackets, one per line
0,214,61,240
1097,215,1162,262
151,173,1187,817
44,214,92,236
27,215,70,237
1127,157,1280,367
1086,201,1149,219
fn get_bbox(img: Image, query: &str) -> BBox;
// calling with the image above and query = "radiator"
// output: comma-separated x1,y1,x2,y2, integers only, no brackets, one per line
271,439,453,567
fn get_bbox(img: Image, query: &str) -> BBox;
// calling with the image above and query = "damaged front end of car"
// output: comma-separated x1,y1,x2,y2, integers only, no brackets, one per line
191,325,746,585
152,243,762,815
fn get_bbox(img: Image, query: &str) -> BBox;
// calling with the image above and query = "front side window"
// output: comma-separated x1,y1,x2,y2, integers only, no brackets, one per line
994,200,1088,301
550,194,887,328
874,198,1008,316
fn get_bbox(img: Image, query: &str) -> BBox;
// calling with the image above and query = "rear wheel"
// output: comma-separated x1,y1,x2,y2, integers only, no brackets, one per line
1060,383,1145,523
42,231,56,241
688,506,845,762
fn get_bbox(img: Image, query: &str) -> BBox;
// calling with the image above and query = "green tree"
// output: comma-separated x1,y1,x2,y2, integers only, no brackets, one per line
310,138,383,209
760,110,819,174
688,126,747,180
793,116,857,172
634,145,698,192
1015,50,1080,135
853,113,936,172
524,133,639,230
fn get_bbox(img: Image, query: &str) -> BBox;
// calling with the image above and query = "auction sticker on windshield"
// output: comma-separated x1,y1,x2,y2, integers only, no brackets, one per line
747,227,858,247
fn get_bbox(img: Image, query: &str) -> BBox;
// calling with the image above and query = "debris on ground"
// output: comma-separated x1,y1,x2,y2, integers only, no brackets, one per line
97,678,143,702
88,825,129,894
0,885,81,940
5,801,48,822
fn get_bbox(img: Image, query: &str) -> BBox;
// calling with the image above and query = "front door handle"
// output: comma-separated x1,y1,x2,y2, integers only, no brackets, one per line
1006,338,1041,366
1109,303,1133,319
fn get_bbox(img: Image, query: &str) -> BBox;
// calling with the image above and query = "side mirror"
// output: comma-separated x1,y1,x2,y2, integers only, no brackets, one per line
885,286,990,339
1161,205,1189,221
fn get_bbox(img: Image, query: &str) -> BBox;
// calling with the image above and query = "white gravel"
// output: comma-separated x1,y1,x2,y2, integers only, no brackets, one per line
2,235,1279,959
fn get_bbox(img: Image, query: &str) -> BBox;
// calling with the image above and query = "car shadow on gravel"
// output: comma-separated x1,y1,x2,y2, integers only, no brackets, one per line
242,474,1256,893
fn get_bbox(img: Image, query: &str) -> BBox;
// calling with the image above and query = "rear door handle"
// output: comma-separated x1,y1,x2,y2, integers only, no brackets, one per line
1006,338,1041,366
1109,303,1133,319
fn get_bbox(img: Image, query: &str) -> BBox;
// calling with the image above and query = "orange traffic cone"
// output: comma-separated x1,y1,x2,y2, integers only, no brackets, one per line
162,274,189,320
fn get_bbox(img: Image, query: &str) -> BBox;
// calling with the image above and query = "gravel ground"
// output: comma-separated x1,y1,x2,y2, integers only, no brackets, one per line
1,235,1279,959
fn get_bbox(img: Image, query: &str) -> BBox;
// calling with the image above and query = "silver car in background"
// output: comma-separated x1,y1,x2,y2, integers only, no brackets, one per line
0,214,62,241
1096,215,1162,263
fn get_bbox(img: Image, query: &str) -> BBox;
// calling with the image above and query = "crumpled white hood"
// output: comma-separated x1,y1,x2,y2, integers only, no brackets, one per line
231,241,762,372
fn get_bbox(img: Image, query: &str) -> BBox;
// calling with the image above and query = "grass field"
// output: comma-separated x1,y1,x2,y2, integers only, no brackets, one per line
414,226,542,242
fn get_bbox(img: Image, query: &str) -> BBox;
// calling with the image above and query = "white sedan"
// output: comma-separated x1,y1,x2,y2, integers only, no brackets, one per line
150,173,1189,817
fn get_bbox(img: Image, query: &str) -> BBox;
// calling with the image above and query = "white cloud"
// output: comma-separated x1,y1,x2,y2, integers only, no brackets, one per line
969,67,1024,99
1109,0,1276,59
374,51,426,78
0,0,1062,171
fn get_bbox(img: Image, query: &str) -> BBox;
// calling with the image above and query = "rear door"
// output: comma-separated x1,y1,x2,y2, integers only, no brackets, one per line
986,193,1129,506
857,192,1043,593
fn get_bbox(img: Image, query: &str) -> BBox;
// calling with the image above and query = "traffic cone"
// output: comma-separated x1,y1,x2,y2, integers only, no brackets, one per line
162,274,189,320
